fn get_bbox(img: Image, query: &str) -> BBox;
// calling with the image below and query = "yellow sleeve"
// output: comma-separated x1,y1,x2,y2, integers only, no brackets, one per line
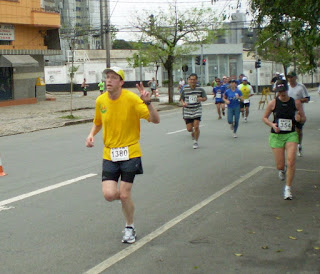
133,94,150,120
93,97,102,126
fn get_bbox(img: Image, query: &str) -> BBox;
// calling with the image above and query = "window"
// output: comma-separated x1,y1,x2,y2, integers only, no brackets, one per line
0,40,11,45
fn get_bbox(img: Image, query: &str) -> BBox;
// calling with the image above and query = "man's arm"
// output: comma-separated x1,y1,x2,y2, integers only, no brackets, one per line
86,124,102,147
295,100,306,124
198,89,207,102
146,103,160,124
136,82,160,124
249,85,254,96
300,84,310,103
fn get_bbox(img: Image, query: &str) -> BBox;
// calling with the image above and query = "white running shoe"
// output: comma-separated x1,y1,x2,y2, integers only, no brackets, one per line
233,133,237,138
122,226,136,244
297,144,302,157
278,170,285,181
193,142,199,149
244,117,247,122
284,188,293,200
278,166,286,181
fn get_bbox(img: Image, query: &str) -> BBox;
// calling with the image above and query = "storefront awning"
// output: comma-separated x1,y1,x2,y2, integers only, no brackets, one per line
0,55,39,67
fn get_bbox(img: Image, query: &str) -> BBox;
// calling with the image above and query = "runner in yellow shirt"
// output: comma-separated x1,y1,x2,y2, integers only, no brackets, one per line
238,77,254,122
86,67,160,244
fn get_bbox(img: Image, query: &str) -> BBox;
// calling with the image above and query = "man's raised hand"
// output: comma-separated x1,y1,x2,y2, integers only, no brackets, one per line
136,82,151,102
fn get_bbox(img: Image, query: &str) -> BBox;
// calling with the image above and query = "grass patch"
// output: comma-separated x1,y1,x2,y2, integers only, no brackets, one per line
60,115,81,119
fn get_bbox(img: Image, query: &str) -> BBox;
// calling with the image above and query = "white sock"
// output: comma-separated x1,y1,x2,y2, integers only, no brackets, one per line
285,186,291,190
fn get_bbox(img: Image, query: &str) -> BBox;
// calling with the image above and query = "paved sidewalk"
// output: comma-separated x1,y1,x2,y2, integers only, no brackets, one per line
0,88,180,137
2,86,317,137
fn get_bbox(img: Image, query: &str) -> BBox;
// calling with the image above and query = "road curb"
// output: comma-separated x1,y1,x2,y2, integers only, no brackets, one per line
64,119,93,126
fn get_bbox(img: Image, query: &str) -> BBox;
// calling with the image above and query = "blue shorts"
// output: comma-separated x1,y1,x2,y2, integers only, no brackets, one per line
215,101,224,104
102,157,143,183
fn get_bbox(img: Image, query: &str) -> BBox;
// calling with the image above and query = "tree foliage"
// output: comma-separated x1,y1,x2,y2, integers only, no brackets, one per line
129,1,222,103
255,29,294,75
112,39,133,49
250,0,320,73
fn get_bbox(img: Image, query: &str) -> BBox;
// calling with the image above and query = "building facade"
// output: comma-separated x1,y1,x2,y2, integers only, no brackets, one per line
0,0,61,106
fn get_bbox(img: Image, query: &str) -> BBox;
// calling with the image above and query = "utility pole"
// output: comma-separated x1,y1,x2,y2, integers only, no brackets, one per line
200,44,203,86
255,48,258,94
139,55,143,82
99,0,104,49
69,38,75,117
105,0,111,68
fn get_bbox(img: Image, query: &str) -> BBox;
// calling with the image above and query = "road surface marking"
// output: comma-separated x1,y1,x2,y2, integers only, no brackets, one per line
0,205,15,211
84,166,264,274
0,173,97,207
167,124,204,135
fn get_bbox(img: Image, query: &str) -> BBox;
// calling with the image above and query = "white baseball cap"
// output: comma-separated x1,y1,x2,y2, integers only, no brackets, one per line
103,67,125,80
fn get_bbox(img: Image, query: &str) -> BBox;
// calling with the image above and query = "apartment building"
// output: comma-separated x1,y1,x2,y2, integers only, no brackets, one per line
0,0,61,106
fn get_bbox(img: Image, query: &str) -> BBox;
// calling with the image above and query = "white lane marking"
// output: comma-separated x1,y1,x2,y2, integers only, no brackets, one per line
84,166,264,274
167,124,204,135
0,206,15,211
0,173,97,207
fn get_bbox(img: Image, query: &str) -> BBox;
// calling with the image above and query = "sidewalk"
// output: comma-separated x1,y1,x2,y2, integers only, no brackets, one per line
0,88,180,137
2,86,317,137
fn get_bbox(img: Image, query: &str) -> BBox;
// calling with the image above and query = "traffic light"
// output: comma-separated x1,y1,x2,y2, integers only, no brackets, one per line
202,59,206,65
182,65,188,72
255,59,261,69
195,55,201,65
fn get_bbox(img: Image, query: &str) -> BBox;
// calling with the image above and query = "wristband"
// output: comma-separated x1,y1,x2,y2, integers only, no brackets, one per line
144,101,151,105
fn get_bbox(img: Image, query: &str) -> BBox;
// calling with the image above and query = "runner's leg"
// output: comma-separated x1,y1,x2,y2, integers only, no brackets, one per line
119,181,134,225
216,103,221,118
272,147,285,171
285,142,297,187
193,119,200,141
102,180,120,201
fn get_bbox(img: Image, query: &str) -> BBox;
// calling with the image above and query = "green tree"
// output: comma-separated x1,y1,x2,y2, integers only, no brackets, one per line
130,1,221,103
255,29,294,75
113,39,133,49
127,42,162,82
250,0,320,74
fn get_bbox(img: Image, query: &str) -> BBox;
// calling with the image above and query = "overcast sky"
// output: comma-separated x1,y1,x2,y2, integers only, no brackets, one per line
109,0,250,40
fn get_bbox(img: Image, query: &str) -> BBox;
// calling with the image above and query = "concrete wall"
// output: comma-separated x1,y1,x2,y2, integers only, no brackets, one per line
13,55,46,100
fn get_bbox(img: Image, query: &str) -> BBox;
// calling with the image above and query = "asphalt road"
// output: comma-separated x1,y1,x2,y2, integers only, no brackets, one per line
0,93,319,273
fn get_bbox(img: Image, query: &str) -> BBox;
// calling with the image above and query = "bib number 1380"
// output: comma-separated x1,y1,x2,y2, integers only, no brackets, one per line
111,146,129,162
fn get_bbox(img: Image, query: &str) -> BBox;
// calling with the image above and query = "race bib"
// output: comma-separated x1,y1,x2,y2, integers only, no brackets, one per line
189,95,198,103
244,99,250,104
278,119,292,131
111,146,129,162
216,93,222,99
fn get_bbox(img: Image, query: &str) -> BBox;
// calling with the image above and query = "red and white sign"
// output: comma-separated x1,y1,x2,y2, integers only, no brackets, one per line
0,24,15,41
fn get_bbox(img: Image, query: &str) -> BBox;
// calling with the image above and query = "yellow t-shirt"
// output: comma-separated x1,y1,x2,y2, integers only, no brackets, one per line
93,89,150,160
238,83,253,99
